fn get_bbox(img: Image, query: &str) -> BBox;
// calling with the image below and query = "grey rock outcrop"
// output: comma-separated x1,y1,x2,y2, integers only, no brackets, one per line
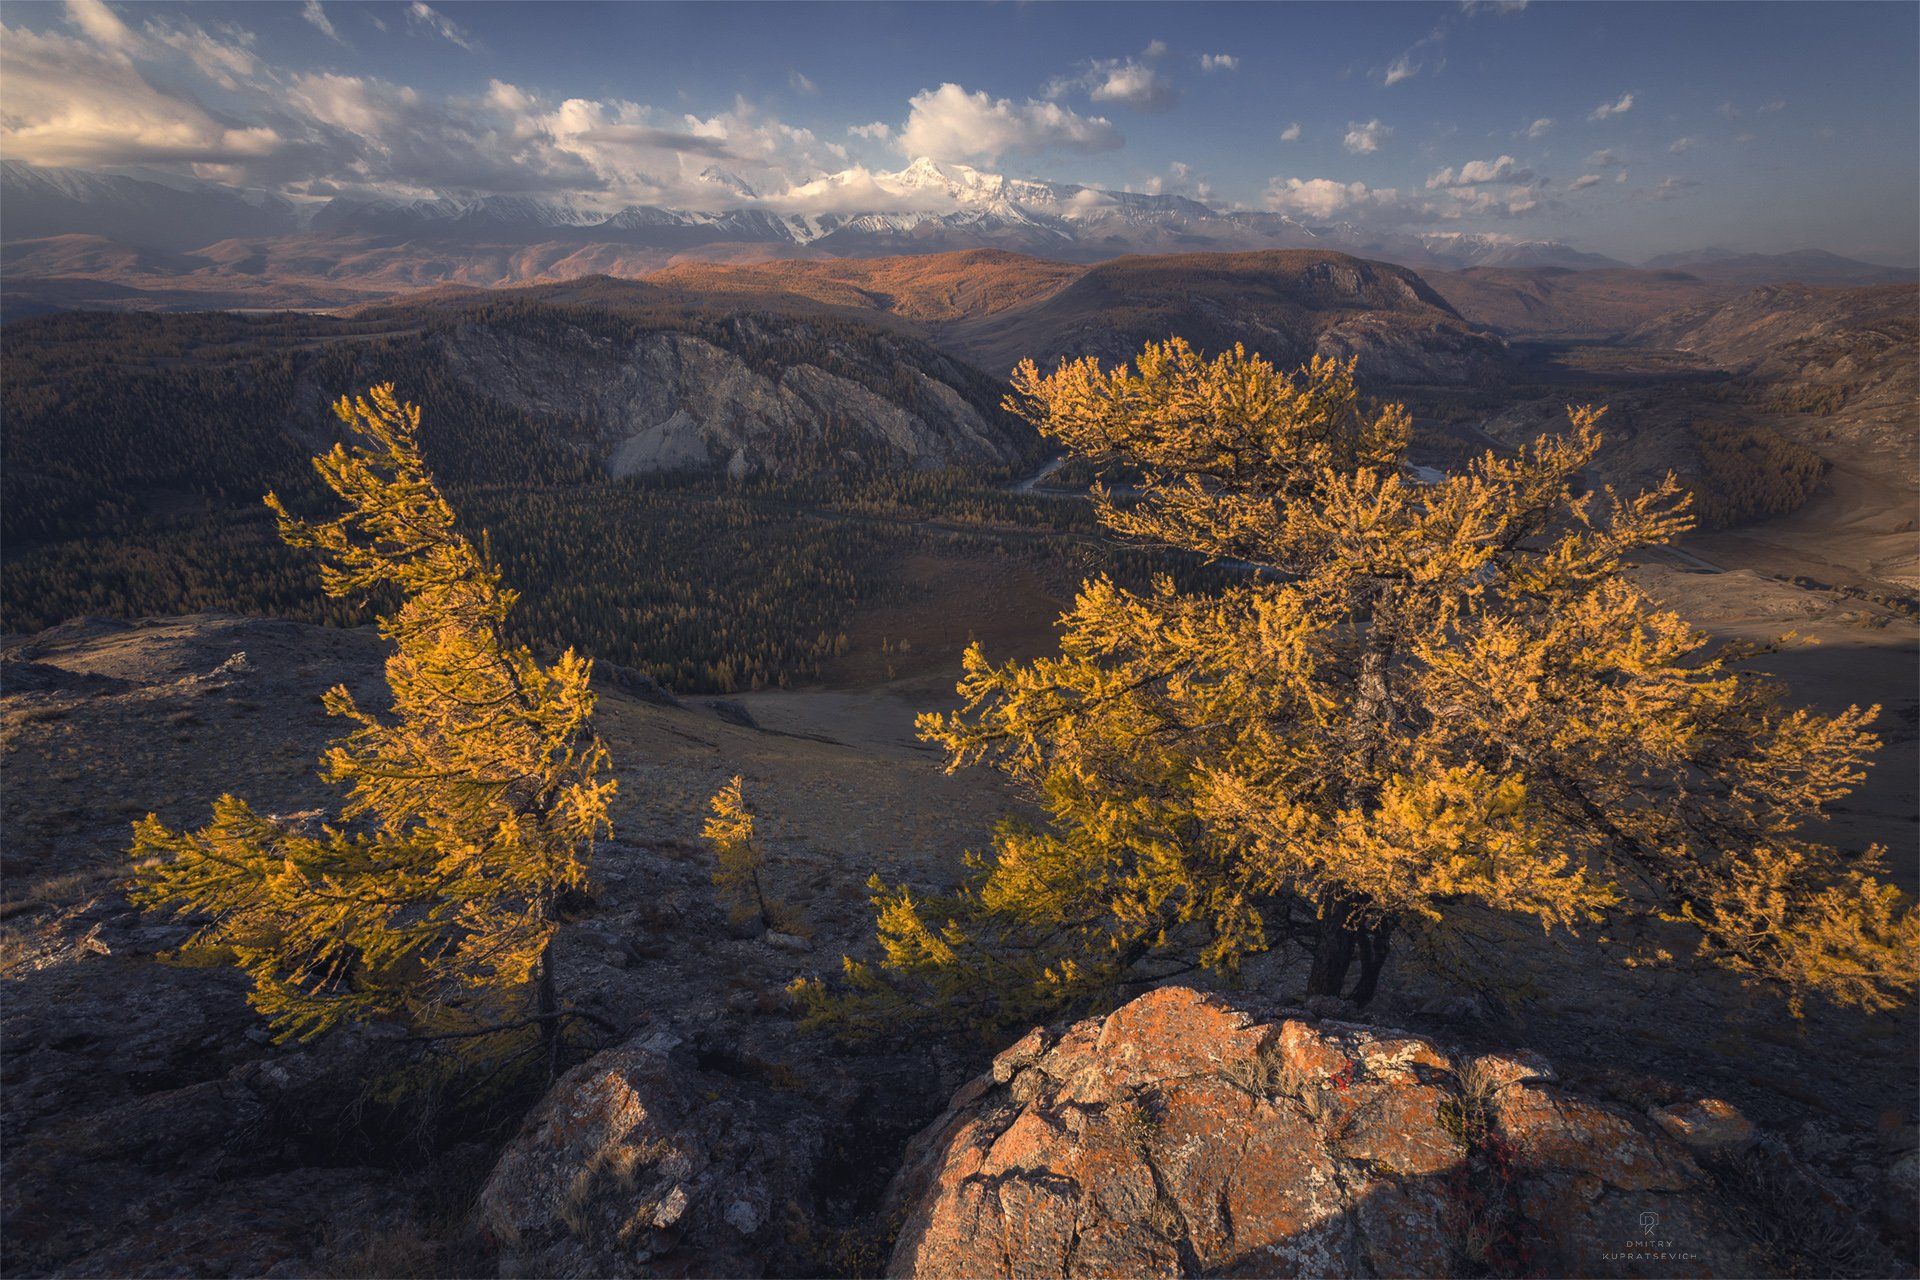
471,1029,823,1278
433,318,1028,481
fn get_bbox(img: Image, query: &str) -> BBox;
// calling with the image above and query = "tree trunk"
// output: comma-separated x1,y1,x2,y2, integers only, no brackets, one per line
537,935,561,1080
1304,905,1395,1007
1306,584,1403,1006
1305,909,1358,998
1348,918,1394,1008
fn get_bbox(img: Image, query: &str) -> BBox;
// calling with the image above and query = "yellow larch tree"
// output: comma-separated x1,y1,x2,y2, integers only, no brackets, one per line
704,775,775,929
129,385,616,1065
809,341,1915,1038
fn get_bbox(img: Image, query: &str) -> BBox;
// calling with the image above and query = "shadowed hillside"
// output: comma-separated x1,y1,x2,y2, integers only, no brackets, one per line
945,249,1510,381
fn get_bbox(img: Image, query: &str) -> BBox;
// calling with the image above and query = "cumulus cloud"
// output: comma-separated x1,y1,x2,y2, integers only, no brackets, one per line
1048,44,1180,112
406,2,475,51
897,83,1121,163
1199,53,1238,72
788,70,818,95
1280,122,1302,142
1143,160,1212,201
1343,118,1392,154
1585,147,1625,168
1267,167,1551,227
1567,173,1603,191
1588,91,1634,120
1524,117,1553,139
1426,154,1533,189
1759,98,1786,113
1265,177,1400,219
848,121,892,141
1668,136,1695,154
1090,60,1179,110
301,1,344,44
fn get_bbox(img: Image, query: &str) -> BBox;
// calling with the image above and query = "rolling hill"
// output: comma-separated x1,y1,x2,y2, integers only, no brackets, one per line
1428,265,1737,337
942,249,1510,382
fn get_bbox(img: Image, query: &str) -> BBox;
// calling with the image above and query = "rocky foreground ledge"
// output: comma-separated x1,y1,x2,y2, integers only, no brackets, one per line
480,985,1911,1278
882,986,1907,1279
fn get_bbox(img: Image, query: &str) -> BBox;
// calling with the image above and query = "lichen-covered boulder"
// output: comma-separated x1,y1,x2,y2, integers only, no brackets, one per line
884,986,1768,1279
472,1030,820,1278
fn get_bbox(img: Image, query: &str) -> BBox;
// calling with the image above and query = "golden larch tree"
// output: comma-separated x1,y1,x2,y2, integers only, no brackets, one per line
130,385,616,1063
704,774,775,929
809,342,1915,1037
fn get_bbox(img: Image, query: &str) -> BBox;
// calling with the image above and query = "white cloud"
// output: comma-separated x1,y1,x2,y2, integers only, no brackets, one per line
897,83,1121,163
61,0,266,87
1585,147,1625,168
1267,166,1551,228
1343,118,1392,154
1089,59,1179,110
1046,43,1180,112
1279,122,1302,143
1381,0,1527,87
1143,160,1212,201
1427,154,1532,188
1567,173,1602,191
1668,136,1696,154
1588,91,1634,120
1199,53,1238,72
5,11,866,208
1524,117,1553,139
0,19,282,169
301,1,344,44
1265,177,1399,219
1384,53,1421,86
788,70,818,95
1759,98,1786,113
63,0,140,54
848,121,892,141
145,16,262,90
406,2,474,51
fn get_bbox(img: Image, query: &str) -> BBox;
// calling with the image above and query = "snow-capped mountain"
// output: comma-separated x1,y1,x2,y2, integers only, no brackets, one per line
2,154,1622,273
0,160,307,249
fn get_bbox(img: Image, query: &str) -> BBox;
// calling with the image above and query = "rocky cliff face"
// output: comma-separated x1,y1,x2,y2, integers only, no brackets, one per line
882,986,1900,1279
433,318,1027,482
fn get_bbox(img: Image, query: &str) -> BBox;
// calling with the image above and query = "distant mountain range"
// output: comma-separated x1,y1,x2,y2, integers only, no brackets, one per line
2,157,1911,316
4,156,1621,271
1636,247,1917,287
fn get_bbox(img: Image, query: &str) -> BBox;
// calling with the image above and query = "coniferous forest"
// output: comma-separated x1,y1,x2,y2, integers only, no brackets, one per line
1,305,1209,691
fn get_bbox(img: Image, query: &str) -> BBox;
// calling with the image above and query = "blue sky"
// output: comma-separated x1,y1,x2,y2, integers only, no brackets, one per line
3,0,1915,262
